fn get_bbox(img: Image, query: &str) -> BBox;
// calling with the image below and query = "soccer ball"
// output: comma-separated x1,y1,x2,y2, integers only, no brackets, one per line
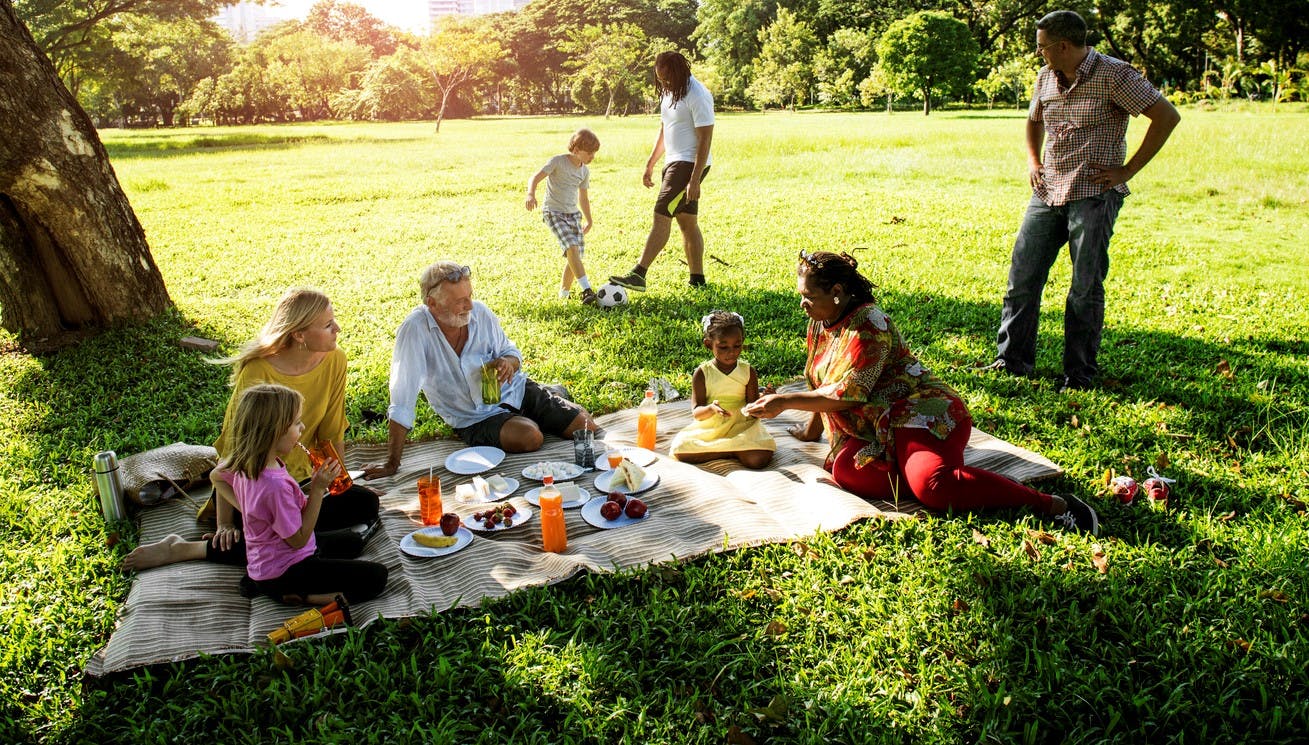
595,282,629,308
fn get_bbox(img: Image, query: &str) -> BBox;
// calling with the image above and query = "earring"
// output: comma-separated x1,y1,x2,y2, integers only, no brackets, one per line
834,297,840,305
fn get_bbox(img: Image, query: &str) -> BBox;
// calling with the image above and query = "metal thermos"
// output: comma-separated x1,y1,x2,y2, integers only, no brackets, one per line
93,450,126,522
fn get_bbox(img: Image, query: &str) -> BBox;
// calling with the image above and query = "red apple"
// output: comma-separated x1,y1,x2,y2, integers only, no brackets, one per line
624,498,647,519
606,490,628,507
440,512,461,536
600,500,623,521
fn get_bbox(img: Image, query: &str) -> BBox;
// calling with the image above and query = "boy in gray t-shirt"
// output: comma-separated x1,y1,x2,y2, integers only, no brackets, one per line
525,128,601,306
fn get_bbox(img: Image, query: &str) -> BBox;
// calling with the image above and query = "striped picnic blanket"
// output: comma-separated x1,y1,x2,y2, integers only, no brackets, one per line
87,390,1060,676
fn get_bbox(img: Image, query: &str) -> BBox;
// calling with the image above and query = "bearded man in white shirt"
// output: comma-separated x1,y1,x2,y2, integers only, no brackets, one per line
363,261,593,479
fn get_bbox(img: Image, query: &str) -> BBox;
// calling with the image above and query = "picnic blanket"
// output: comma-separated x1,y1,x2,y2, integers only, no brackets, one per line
87,389,1060,676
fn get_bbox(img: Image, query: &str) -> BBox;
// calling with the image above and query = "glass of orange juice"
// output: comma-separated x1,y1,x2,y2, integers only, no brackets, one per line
606,451,624,470
417,474,442,525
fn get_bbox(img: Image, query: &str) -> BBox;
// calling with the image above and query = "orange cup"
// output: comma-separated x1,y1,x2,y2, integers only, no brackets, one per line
417,475,443,525
306,441,353,495
606,452,624,470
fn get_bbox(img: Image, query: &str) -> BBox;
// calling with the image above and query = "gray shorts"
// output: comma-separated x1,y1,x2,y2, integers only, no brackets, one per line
542,210,585,254
453,379,584,447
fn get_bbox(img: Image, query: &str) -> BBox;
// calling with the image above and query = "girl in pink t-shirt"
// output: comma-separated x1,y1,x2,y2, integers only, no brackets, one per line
211,384,387,605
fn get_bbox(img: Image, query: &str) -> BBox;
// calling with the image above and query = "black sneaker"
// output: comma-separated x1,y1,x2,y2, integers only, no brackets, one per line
580,288,599,306
1058,376,1094,393
609,271,647,291
1050,495,1100,536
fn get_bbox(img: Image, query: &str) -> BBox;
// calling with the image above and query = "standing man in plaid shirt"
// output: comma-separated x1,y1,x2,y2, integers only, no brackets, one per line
985,10,1180,392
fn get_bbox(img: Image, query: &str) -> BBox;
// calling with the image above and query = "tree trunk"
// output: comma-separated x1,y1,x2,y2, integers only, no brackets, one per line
0,0,170,350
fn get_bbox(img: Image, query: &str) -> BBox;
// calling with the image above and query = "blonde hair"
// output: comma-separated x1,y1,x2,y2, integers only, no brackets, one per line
569,128,600,153
219,287,331,382
225,383,303,480
419,261,471,302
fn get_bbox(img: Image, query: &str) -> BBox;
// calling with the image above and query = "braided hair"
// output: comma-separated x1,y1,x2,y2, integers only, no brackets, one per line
701,310,745,342
655,51,692,106
797,251,878,305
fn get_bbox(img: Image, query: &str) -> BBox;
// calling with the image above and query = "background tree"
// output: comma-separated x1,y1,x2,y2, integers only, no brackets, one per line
90,15,232,126
264,29,371,120
558,22,652,117
304,0,400,57
335,53,429,121
1,0,169,347
692,0,778,106
410,17,505,132
14,0,224,84
814,26,874,107
876,10,980,115
976,56,1036,109
746,7,818,109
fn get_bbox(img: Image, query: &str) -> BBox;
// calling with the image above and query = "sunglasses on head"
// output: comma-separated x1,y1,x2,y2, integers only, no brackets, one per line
439,265,472,283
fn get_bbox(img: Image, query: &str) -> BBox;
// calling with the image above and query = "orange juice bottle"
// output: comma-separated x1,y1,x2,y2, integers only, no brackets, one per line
539,476,566,552
636,390,658,450
302,442,353,495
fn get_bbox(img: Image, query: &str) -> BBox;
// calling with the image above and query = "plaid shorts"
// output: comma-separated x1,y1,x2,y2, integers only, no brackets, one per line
541,210,585,254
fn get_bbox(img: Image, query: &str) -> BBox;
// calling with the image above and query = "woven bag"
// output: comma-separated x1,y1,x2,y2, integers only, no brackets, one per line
118,442,218,506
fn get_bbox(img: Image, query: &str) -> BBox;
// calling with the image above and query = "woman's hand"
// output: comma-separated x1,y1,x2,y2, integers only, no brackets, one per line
206,524,242,551
310,457,341,493
742,393,783,419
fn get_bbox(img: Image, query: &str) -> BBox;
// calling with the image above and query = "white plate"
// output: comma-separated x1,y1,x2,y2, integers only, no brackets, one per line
580,495,648,529
521,461,585,482
593,468,660,495
445,446,505,475
594,447,658,470
488,476,519,499
464,503,534,532
400,526,473,558
524,485,590,509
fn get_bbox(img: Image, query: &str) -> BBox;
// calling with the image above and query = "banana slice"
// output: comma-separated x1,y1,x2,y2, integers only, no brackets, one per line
412,532,458,548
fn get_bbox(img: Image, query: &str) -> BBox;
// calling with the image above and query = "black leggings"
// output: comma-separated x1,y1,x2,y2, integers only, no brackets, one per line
249,555,388,605
206,483,381,565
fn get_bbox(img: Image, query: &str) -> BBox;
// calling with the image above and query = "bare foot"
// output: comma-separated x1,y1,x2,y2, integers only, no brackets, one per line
123,534,201,571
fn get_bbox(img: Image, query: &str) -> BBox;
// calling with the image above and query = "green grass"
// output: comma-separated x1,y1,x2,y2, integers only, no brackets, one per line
3,107,1308,743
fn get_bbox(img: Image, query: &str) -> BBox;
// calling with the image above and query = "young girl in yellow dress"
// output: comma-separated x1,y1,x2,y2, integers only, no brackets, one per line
670,311,776,468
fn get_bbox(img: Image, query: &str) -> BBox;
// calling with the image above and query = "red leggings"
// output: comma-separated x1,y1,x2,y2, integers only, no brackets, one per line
830,419,1052,512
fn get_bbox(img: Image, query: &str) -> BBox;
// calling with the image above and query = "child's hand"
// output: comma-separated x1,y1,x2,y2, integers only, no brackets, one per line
525,194,537,211
708,400,730,418
760,383,778,396
582,219,593,235
310,458,341,493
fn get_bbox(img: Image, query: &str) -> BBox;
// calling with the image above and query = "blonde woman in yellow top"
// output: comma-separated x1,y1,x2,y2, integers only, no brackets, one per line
125,288,379,572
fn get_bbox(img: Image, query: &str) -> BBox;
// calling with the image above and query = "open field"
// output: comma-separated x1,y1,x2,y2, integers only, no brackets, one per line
2,108,1307,742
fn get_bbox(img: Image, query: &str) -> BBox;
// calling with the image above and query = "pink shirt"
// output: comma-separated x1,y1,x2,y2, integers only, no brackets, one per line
218,461,315,581
1029,47,1162,206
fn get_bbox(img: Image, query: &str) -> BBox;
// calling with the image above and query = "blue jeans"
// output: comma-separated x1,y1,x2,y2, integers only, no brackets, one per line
995,191,1123,383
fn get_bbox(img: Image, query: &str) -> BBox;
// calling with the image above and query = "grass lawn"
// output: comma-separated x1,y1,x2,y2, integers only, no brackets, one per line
2,106,1308,743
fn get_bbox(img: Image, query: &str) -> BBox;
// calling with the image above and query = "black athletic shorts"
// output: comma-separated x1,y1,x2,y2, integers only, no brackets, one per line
654,161,710,218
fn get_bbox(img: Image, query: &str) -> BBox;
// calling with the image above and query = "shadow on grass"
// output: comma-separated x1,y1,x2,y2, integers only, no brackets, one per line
103,133,427,160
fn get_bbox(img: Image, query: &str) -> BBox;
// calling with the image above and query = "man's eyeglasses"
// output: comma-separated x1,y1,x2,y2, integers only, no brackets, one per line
439,265,472,284
1036,39,1061,53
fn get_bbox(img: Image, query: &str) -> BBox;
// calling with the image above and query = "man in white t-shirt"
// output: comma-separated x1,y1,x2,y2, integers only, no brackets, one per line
611,51,715,291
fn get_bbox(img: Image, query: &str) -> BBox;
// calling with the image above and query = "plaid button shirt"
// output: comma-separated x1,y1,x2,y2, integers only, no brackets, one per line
1030,47,1162,206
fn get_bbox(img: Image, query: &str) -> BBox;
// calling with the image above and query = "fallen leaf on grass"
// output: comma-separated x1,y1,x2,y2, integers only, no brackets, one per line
738,589,757,600
971,528,990,547
764,621,787,637
1026,529,1058,545
951,598,970,614
749,695,789,722
1218,510,1237,522
1103,467,1114,486
726,725,757,745
1258,590,1289,603
1070,414,1081,429
839,575,856,585
1091,543,1109,574
273,649,295,669
1155,452,1171,471
1022,540,1040,561
1213,556,1229,568
1216,359,1234,379
862,548,877,561
1229,638,1251,653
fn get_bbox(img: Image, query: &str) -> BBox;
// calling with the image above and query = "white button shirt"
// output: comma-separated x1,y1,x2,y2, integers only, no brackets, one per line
386,302,524,430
